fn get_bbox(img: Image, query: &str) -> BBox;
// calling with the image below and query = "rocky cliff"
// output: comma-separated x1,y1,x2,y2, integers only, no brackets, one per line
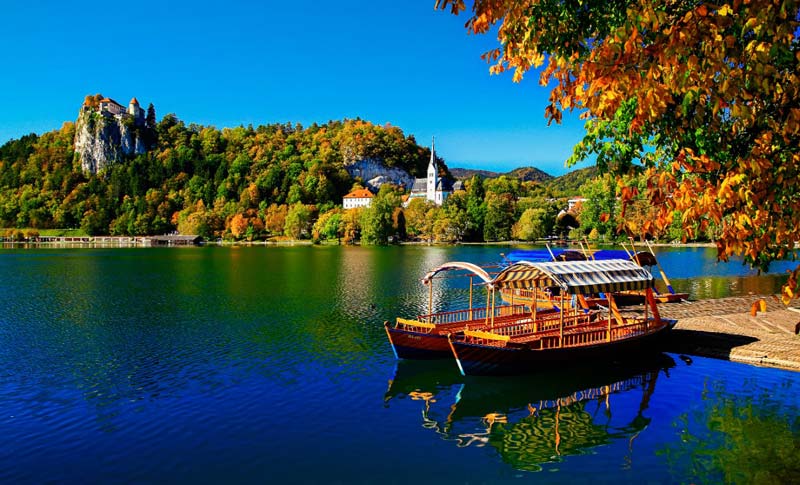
74,109,146,174
344,158,416,192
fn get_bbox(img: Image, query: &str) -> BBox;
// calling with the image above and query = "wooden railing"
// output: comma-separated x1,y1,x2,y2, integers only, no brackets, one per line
417,304,528,325
460,314,661,349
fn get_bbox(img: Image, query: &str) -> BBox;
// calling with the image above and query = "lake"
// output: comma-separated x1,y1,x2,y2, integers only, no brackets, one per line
1,245,798,483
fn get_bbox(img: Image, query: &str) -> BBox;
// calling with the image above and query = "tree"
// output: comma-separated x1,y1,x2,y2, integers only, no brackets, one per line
312,208,344,243
436,0,800,269
360,184,402,245
465,176,487,241
483,192,515,241
284,203,312,240
577,175,619,239
404,198,436,241
146,103,156,129
513,208,550,242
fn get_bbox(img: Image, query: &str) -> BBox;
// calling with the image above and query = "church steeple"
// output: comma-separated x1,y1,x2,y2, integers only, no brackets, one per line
427,136,437,202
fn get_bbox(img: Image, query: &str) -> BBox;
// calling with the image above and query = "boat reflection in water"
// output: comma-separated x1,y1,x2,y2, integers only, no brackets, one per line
385,354,676,472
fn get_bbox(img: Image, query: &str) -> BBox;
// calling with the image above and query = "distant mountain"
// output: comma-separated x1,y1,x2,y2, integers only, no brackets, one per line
543,166,599,197
450,166,554,182
507,166,553,182
449,167,502,179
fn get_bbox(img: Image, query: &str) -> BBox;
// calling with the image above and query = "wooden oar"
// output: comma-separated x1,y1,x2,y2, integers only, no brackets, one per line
628,237,643,266
582,237,596,260
644,239,676,295
545,243,557,261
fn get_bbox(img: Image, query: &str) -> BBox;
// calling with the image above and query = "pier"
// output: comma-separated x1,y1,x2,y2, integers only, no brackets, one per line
660,296,800,371
2,235,202,247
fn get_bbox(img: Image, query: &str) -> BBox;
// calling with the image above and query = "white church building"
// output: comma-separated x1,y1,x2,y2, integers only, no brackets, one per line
407,138,454,206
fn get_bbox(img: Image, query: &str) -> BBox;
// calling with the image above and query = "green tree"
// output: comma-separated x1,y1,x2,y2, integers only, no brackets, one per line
577,175,619,239
360,185,402,245
513,208,550,241
465,176,487,241
284,203,312,240
483,192,515,241
312,208,344,243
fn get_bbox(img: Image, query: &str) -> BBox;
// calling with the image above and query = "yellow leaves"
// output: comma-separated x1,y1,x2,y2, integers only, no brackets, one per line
718,4,733,17
749,298,767,316
781,266,800,306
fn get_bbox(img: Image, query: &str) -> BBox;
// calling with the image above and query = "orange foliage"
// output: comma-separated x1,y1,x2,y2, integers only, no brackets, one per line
437,0,800,271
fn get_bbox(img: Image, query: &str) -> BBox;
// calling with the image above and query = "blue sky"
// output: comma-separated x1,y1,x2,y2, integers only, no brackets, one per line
1,0,590,175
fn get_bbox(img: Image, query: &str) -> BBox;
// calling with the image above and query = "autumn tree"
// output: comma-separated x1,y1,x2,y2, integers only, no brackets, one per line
437,0,800,269
313,208,344,243
404,197,436,239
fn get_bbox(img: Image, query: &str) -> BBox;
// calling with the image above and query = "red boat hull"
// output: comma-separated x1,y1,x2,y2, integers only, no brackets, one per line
449,320,677,376
386,327,453,359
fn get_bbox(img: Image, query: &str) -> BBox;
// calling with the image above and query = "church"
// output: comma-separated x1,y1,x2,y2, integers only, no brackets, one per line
406,139,457,206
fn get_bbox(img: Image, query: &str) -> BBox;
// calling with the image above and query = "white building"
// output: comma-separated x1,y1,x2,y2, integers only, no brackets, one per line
407,138,452,206
568,197,588,211
343,188,374,209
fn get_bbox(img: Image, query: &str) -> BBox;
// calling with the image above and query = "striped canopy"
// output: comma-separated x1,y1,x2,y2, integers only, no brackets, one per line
491,259,654,294
421,261,493,285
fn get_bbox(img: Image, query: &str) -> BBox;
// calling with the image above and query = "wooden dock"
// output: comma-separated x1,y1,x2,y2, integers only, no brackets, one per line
657,296,800,371
2,235,202,247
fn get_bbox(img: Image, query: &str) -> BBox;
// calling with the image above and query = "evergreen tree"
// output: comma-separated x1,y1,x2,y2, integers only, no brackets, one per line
146,103,156,129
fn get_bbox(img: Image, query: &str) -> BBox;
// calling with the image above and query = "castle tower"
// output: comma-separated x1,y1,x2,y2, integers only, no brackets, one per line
426,137,438,203
128,97,143,120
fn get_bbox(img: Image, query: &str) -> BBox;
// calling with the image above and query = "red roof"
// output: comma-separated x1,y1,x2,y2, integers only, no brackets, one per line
130,97,139,105
99,98,122,107
343,188,374,199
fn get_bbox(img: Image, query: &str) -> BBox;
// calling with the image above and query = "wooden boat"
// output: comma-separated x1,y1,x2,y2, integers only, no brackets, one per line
385,262,540,359
616,241,689,304
447,259,677,375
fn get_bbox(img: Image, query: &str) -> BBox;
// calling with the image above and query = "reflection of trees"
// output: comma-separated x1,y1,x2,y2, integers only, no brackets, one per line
387,356,673,473
662,382,800,484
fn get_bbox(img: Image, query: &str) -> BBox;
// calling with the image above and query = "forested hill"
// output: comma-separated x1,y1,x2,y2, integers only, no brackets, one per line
0,115,440,236
450,166,553,182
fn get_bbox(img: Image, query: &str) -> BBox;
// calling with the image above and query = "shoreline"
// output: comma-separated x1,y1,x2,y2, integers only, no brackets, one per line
1,237,717,249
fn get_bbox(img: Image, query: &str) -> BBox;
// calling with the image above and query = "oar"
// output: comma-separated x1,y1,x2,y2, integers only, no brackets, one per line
645,239,676,295
628,237,643,266
620,241,634,259
583,237,596,260
545,243,557,261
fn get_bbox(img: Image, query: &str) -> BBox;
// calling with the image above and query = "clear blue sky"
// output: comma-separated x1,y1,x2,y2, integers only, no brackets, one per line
1,0,591,175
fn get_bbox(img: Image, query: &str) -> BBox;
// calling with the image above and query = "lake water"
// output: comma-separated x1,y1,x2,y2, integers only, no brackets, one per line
1,245,798,483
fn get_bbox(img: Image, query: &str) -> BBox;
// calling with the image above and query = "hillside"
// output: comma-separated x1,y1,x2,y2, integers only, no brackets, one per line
450,165,554,182
543,166,599,197
0,102,440,237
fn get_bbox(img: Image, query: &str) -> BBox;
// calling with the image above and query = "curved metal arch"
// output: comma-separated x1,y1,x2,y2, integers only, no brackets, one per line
421,261,493,285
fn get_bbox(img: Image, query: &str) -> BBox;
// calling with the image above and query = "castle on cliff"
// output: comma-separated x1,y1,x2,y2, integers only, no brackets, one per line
83,96,145,124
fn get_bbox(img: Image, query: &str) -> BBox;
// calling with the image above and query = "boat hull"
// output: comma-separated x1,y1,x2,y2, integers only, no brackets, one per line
386,327,453,359
450,320,677,376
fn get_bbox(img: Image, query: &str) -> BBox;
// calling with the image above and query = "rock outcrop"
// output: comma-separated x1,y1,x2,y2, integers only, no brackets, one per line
74,109,146,174
344,158,415,192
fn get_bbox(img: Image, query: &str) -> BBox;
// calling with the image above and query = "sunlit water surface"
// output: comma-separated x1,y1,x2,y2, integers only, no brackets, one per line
0,246,797,483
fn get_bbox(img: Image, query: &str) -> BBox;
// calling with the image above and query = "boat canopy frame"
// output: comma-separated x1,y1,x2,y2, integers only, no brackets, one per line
421,261,494,285
491,259,654,295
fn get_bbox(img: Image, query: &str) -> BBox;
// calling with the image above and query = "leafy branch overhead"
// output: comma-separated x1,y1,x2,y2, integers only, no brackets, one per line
437,0,800,271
